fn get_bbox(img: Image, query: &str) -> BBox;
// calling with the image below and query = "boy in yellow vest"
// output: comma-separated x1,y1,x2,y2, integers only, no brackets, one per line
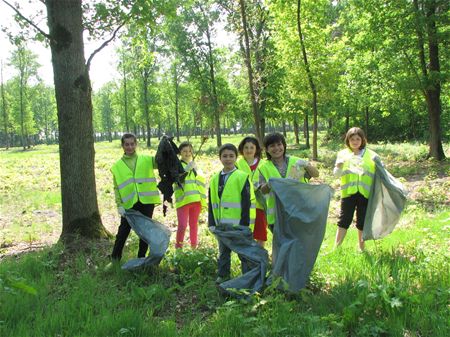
110,133,160,261
208,143,255,283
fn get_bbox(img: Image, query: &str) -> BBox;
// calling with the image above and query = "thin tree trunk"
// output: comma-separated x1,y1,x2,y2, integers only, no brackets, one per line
1,62,9,149
174,66,180,142
122,63,129,132
205,21,221,147
293,116,300,145
297,0,318,159
304,113,310,149
239,0,262,144
142,72,151,148
413,0,445,160
365,106,369,139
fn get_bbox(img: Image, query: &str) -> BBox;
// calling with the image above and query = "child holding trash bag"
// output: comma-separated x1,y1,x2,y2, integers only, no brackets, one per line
110,133,160,261
208,143,256,283
236,136,268,247
333,127,379,251
174,141,207,249
258,132,319,231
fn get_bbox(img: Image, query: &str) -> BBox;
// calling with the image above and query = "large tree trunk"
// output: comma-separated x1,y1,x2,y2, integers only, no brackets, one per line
46,0,108,243
297,0,318,159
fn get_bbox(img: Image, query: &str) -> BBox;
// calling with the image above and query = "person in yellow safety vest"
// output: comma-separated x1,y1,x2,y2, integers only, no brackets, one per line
174,141,207,249
208,143,256,283
333,127,378,251
236,136,268,248
258,132,319,231
110,133,160,261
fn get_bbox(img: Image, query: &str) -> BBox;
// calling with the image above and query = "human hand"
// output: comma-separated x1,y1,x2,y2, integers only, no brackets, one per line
185,161,197,171
260,183,271,194
118,206,126,217
296,159,309,167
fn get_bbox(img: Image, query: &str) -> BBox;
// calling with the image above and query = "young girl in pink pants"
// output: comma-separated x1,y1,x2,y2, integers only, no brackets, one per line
174,142,207,248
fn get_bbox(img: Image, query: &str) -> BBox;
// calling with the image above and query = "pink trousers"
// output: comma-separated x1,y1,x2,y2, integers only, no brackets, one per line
176,202,201,248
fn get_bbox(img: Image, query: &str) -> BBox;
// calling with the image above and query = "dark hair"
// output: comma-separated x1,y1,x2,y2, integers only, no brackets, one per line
238,136,262,159
179,141,193,152
344,127,367,150
121,133,137,145
219,143,238,157
263,132,286,160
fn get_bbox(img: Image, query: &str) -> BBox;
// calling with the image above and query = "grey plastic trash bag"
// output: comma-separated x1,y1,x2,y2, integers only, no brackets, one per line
363,158,408,240
121,209,171,270
269,178,333,293
209,224,268,297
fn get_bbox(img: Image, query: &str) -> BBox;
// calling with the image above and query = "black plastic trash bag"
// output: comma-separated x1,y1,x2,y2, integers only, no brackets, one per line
268,178,333,293
209,224,268,297
363,158,408,240
121,209,171,270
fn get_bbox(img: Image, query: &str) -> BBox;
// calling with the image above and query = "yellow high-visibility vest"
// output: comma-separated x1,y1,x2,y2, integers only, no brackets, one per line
174,162,207,208
258,156,308,225
111,155,160,209
339,148,376,199
210,170,256,227
236,158,266,212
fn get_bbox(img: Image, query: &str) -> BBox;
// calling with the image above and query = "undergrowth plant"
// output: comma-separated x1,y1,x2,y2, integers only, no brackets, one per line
0,136,449,336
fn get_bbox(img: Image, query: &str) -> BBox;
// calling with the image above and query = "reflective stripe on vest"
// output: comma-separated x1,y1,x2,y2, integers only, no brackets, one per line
210,170,255,227
258,156,308,225
174,163,207,208
111,155,160,208
339,148,376,199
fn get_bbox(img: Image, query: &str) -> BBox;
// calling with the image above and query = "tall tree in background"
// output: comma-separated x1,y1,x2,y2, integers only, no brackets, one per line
297,0,318,160
31,82,57,144
413,0,445,160
1,61,10,149
8,43,38,150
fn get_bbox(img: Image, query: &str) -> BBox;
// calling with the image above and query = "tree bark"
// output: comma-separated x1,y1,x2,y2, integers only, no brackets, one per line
293,116,300,145
413,0,445,160
121,58,129,132
142,70,151,148
304,113,310,149
365,106,369,139
204,20,221,147
174,65,180,142
1,62,9,149
46,0,108,243
239,0,263,144
297,0,318,159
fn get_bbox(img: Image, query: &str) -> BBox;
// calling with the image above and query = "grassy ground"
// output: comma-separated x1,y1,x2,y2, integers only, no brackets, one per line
0,134,449,336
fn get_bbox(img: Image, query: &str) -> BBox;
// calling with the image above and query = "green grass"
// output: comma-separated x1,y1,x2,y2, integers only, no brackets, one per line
0,135,449,336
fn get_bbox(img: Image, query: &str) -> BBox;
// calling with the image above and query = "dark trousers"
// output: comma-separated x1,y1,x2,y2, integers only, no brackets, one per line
217,240,253,278
337,192,368,231
111,201,155,260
